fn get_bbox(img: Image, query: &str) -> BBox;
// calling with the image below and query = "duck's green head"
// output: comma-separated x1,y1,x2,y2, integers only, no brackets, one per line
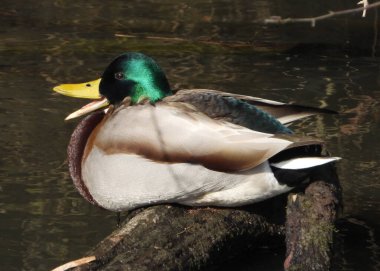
100,52,172,105
53,52,172,120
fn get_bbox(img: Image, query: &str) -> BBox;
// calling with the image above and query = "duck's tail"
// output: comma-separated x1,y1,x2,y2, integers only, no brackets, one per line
269,139,341,186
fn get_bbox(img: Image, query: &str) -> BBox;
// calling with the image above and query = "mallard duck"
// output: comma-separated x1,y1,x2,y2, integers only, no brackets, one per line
53,52,339,211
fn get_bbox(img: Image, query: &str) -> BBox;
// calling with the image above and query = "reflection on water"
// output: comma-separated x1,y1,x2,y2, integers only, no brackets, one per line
1,0,379,270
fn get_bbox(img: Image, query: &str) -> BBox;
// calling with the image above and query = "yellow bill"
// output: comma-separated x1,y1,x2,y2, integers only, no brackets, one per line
53,78,109,120
53,78,101,99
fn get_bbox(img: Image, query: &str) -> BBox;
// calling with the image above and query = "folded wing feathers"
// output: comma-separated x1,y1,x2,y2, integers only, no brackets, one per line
171,89,337,125
94,102,294,172
94,98,337,173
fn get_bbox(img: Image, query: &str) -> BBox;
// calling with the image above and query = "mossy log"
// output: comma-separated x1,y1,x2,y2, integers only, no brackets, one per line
71,203,286,271
284,164,341,271
64,165,340,271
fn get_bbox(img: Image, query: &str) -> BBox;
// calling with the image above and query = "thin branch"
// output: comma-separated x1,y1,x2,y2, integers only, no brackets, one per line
264,1,380,27
372,8,378,56
115,33,251,48
358,0,369,17
51,256,96,271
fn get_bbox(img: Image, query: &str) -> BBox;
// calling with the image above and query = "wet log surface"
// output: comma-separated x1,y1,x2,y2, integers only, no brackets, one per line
68,165,341,271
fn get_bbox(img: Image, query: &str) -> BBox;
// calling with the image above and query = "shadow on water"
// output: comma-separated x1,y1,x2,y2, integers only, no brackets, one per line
0,0,379,270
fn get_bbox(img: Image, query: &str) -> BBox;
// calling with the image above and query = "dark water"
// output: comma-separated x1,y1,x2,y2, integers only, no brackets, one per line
1,1,379,270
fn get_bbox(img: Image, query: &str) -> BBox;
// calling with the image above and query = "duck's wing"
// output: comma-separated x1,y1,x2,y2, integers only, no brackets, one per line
90,102,297,172
167,89,336,132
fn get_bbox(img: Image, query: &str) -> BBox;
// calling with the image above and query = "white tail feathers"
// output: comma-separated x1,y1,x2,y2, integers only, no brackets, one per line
270,157,341,170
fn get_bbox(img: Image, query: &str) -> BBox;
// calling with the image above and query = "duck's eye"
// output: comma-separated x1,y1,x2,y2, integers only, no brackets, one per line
115,72,124,80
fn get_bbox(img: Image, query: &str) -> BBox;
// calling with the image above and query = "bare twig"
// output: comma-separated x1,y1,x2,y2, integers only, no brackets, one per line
372,8,379,56
264,1,380,27
115,33,251,47
358,0,369,17
51,256,96,271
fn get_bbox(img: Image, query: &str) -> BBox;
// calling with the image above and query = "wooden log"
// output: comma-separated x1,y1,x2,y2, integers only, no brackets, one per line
59,165,340,271
71,202,286,271
284,164,341,271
